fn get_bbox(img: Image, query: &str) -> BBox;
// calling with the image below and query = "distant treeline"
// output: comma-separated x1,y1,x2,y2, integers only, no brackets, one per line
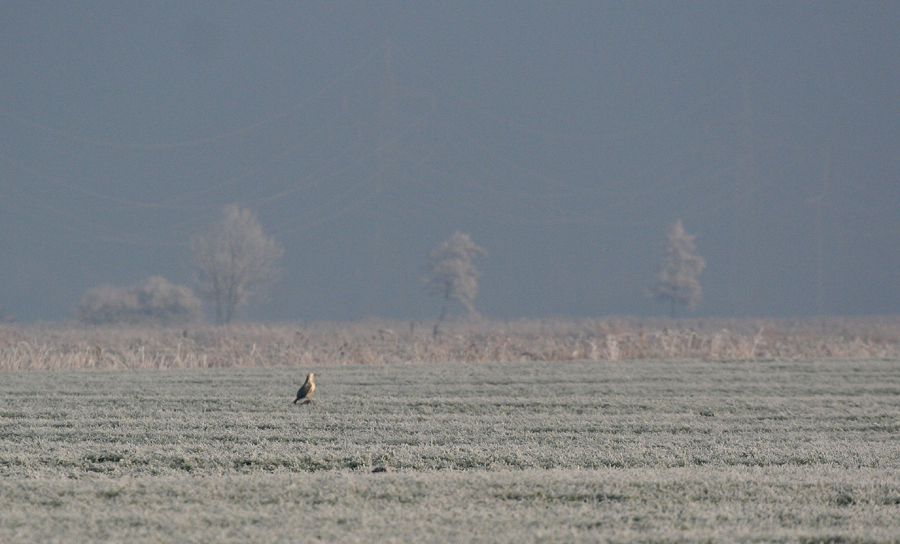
1,316,897,370
67,207,706,328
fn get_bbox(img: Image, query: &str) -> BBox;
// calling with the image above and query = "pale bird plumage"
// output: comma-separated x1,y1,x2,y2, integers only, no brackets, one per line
294,373,315,404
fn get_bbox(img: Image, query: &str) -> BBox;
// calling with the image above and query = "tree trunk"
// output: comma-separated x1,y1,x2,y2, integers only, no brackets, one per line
433,298,449,337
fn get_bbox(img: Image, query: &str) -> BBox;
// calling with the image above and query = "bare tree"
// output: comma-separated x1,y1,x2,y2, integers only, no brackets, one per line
648,219,706,317
424,231,487,335
191,205,283,324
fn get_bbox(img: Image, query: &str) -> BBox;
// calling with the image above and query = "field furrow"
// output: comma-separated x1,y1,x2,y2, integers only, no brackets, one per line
1,359,899,542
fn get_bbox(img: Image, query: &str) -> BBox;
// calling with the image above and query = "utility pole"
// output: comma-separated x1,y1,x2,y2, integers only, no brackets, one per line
377,38,399,152
732,69,760,315
814,146,831,315
357,39,408,317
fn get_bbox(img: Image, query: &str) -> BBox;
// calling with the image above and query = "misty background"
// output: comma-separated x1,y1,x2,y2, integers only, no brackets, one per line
1,2,898,322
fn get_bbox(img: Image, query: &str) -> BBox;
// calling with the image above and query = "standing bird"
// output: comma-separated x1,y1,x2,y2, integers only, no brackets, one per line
294,373,316,404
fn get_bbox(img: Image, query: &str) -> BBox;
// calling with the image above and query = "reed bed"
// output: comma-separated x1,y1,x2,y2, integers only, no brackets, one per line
1,316,898,370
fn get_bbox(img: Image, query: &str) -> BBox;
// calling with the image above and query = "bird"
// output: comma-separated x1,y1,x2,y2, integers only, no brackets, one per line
294,373,316,404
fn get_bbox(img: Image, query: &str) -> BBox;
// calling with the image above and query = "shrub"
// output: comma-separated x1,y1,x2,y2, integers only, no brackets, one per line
75,276,203,325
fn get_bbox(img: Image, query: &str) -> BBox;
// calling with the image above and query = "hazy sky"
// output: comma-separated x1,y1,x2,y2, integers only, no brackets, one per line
1,2,898,322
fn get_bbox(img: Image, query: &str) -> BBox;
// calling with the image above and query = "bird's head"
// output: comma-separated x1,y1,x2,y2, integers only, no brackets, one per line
307,373,315,381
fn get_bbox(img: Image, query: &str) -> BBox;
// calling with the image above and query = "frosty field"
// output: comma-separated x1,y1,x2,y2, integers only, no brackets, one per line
2,358,899,542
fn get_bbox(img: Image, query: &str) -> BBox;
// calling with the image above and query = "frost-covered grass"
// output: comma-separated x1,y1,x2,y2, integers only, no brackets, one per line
2,359,900,542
